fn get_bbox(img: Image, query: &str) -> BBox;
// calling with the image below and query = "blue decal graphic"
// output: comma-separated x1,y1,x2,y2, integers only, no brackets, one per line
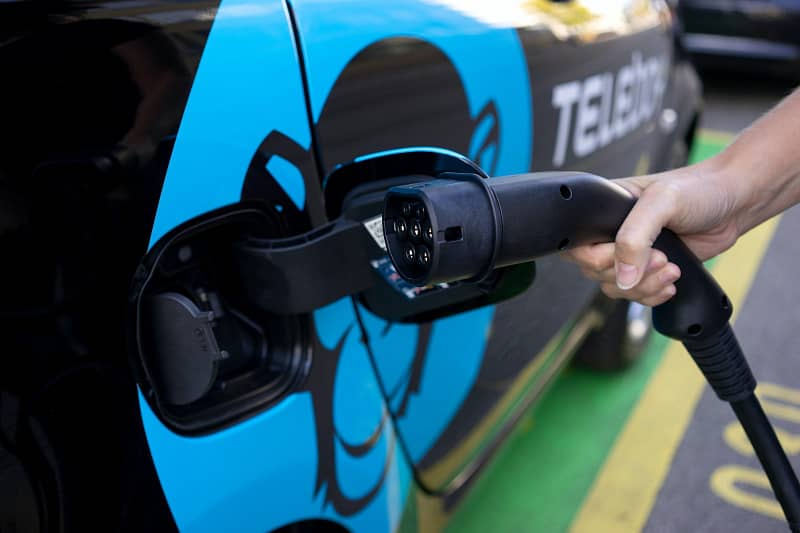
242,130,318,229
469,101,501,175
143,0,535,531
141,1,412,532
293,0,532,176
310,300,404,517
266,155,306,209
293,0,533,465
148,1,312,246
357,306,494,460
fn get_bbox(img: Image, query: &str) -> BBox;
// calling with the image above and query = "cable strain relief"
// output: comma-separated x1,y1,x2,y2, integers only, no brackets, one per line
683,323,756,403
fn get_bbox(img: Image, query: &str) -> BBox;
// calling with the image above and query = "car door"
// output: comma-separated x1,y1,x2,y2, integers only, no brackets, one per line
290,0,677,493
133,2,412,532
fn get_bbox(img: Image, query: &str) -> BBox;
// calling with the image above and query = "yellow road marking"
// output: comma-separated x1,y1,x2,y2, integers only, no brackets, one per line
724,415,800,458
697,128,737,144
719,381,800,521
568,216,781,533
711,465,784,520
722,382,800,457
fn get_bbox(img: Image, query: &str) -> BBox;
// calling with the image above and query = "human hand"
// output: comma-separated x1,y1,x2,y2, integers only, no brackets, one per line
562,160,741,306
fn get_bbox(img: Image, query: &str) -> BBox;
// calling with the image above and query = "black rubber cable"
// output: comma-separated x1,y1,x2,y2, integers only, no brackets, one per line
730,394,800,531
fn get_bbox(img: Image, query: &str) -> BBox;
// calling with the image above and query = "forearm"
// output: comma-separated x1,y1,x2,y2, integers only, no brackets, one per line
711,87,800,234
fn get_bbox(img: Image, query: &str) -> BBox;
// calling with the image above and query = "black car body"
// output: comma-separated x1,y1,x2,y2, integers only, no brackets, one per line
0,1,701,532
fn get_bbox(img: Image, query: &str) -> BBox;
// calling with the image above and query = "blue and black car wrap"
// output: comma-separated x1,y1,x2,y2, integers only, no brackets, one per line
0,1,701,532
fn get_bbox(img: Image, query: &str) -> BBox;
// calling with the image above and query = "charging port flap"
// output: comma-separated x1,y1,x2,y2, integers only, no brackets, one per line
234,217,381,315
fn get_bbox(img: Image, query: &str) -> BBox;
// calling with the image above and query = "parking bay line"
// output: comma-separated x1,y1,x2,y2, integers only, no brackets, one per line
568,214,781,533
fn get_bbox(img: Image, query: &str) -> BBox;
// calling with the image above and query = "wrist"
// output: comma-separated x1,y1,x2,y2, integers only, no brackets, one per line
678,152,745,241
702,142,778,237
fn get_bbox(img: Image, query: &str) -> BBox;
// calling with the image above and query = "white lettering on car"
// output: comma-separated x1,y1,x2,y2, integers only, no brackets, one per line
551,52,668,167
552,81,580,168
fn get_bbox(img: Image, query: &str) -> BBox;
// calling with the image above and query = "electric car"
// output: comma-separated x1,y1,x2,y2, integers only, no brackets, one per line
0,1,701,532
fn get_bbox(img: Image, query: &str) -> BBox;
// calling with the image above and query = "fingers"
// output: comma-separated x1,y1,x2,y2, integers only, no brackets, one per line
601,282,677,307
599,261,681,306
565,242,680,306
614,182,682,289
565,245,668,282
564,179,684,291
563,176,686,306
562,242,616,273
601,263,681,303
592,259,681,304
580,250,669,283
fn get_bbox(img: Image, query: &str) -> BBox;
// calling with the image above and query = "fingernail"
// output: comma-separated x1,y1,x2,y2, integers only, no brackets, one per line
616,262,639,290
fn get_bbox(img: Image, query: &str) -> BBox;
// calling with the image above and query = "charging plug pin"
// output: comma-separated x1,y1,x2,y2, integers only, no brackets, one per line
410,221,422,240
424,224,433,242
403,244,416,263
418,245,431,266
395,218,408,237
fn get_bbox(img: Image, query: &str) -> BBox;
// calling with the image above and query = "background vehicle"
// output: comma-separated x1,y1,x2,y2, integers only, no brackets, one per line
677,0,800,79
0,1,700,532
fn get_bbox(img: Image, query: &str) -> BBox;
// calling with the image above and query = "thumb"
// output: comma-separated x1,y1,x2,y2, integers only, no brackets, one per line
614,182,681,290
